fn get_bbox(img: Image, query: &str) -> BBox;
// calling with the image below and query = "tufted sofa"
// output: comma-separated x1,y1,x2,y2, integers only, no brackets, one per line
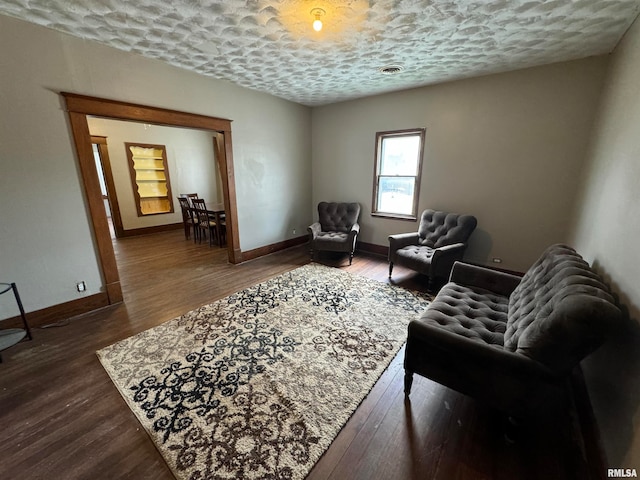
389,209,477,289
404,244,622,416
308,202,361,265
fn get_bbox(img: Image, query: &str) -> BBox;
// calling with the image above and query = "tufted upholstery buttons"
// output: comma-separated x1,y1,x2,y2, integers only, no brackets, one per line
316,231,349,242
418,209,477,248
395,246,436,274
318,202,361,233
505,245,614,353
502,244,621,371
417,283,508,348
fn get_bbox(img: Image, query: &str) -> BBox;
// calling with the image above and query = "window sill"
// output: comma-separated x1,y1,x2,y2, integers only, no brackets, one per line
371,212,417,221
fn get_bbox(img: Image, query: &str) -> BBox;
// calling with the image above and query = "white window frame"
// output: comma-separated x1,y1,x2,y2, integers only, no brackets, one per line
371,128,425,220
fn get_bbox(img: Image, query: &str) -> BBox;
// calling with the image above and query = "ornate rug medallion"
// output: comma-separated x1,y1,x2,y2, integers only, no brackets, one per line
97,264,430,480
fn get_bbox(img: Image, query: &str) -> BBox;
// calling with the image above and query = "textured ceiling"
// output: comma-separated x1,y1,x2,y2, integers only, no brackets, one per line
1,0,639,106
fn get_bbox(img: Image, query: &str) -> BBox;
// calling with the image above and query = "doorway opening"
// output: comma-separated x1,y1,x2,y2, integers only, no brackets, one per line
63,92,241,306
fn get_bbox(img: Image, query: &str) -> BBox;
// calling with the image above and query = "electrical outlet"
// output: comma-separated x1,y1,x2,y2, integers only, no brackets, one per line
492,258,502,264
76,281,86,292
292,228,297,235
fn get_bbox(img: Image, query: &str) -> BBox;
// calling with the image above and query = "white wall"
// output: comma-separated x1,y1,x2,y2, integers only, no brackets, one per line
88,117,219,231
571,17,640,468
0,15,311,318
312,57,609,272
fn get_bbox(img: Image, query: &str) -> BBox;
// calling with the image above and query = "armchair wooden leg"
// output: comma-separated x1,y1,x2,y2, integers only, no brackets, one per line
349,251,354,265
388,262,394,278
404,370,414,396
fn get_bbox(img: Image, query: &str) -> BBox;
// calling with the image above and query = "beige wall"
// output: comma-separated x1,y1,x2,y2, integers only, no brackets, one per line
312,57,609,271
571,18,640,468
0,15,311,318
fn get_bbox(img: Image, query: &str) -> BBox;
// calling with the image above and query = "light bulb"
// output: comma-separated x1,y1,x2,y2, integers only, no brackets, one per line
310,8,325,33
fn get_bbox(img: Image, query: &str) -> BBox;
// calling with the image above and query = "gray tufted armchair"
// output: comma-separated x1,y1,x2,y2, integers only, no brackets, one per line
308,202,361,265
388,209,477,289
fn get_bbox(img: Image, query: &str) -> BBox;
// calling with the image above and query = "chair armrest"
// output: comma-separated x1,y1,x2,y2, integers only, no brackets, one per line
348,222,360,240
431,242,466,260
408,317,558,382
308,222,321,239
450,261,521,297
389,232,420,251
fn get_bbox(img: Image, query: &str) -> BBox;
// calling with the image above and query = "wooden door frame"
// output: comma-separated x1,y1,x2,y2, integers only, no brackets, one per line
63,92,241,305
91,135,125,238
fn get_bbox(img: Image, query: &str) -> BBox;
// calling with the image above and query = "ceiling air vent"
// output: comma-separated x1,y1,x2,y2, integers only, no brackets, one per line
378,65,404,75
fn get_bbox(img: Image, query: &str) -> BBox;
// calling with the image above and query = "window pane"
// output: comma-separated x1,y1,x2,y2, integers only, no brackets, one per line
372,128,424,219
380,136,420,176
377,176,415,215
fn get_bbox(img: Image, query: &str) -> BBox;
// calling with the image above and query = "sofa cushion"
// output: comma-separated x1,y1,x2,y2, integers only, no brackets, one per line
315,231,349,246
505,244,620,372
417,209,477,248
394,245,435,273
417,282,509,349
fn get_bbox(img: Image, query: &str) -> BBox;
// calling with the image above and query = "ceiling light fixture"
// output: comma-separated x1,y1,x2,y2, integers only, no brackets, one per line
311,8,325,32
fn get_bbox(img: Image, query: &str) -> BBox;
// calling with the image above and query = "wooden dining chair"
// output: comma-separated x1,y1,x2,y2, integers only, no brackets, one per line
184,193,198,204
177,196,198,241
191,198,218,246
218,213,227,245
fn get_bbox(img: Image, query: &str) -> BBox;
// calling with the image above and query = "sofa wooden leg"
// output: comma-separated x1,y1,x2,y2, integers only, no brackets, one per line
389,262,394,278
404,371,413,395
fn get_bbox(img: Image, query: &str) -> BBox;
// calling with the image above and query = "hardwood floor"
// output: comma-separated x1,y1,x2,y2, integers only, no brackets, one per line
0,230,594,479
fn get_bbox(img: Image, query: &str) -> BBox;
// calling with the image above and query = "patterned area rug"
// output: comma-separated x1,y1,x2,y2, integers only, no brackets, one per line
97,264,430,480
